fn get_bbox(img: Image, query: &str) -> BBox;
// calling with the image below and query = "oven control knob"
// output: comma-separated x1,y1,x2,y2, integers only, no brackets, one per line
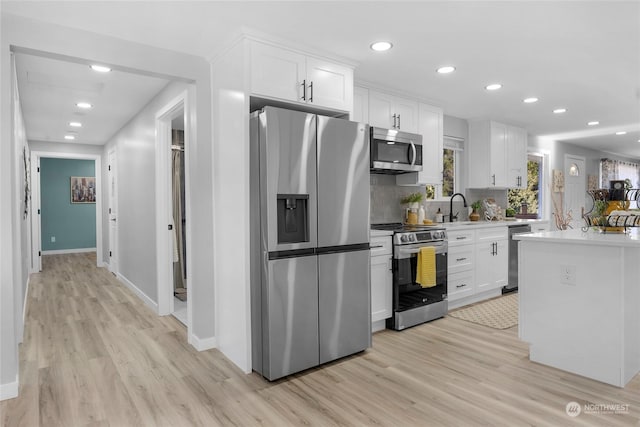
400,235,408,243
409,234,416,242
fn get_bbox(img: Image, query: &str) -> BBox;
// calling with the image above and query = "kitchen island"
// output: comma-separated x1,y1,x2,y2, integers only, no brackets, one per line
516,228,640,387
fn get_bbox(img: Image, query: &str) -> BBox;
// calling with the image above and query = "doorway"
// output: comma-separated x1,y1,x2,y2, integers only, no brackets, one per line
564,154,586,230
107,149,118,275
155,92,191,330
30,151,103,272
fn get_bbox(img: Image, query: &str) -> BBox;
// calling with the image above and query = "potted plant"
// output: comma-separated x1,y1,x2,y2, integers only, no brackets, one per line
469,200,482,222
401,192,423,224
400,192,423,209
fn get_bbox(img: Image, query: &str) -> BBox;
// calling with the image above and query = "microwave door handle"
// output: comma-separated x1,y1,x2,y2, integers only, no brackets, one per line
409,141,416,166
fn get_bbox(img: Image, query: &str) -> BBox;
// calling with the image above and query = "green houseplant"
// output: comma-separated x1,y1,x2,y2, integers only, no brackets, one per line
400,192,424,205
469,200,482,221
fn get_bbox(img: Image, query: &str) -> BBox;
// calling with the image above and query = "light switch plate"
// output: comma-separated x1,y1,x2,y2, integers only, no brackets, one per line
560,264,576,285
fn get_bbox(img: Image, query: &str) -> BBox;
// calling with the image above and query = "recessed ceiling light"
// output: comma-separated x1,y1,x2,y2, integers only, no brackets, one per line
587,121,599,126
437,66,456,74
615,131,627,135
64,135,75,140
523,97,538,104
553,108,567,114
370,41,392,52
69,121,82,127
76,102,92,109
90,65,111,73
485,83,502,91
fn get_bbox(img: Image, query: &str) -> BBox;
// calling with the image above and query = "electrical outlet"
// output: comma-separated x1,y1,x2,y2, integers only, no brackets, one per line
51,236,56,243
560,264,576,285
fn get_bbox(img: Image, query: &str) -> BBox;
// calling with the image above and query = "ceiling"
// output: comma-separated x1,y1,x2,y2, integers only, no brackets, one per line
4,1,640,158
14,53,171,145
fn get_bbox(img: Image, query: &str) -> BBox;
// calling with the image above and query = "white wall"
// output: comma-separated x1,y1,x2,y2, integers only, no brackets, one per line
13,57,30,349
103,81,189,305
211,38,252,372
0,13,214,398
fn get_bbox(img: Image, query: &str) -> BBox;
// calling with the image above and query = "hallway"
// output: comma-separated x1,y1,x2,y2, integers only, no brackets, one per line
0,253,268,426
2,254,640,426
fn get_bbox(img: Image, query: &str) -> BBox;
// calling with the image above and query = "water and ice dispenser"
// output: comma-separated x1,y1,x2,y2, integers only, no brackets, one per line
276,194,309,244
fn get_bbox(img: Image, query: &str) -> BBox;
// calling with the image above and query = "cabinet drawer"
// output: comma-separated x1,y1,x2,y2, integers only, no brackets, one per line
370,236,392,256
447,229,475,246
448,271,475,301
476,226,508,241
448,246,474,274
532,221,550,232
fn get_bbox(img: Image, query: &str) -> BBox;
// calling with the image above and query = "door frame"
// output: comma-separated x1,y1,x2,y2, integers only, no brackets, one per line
564,154,586,229
155,90,192,336
30,151,103,272
107,148,118,275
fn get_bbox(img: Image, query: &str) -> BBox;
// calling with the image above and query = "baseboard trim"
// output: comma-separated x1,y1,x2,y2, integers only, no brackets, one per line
0,378,19,401
371,319,386,333
189,333,216,351
116,273,159,314
42,248,96,255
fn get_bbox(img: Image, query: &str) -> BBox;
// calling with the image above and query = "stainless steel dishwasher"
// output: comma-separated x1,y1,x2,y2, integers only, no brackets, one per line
503,223,531,293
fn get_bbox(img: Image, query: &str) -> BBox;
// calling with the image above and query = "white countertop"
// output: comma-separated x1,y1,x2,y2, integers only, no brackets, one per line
516,228,640,247
370,219,548,235
441,218,548,230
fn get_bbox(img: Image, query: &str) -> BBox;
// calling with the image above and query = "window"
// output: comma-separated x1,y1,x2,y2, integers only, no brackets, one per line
600,159,639,189
426,136,463,200
508,154,543,216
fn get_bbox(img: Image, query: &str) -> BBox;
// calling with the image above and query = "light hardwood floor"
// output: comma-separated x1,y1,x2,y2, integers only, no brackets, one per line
2,253,639,426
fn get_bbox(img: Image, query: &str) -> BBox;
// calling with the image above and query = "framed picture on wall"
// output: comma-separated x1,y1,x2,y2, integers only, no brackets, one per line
70,176,96,203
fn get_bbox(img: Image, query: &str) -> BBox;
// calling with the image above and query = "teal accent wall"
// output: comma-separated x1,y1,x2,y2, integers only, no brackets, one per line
41,158,96,251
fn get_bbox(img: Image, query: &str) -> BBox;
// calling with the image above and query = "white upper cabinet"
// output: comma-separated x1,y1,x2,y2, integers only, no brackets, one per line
352,86,369,124
396,103,443,186
507,126,528,189
468,120,526,189
250,42,353,112
368,90,418,133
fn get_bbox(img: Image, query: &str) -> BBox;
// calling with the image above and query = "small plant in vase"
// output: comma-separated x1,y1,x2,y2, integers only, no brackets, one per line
469,200,482,221
400,192,423,224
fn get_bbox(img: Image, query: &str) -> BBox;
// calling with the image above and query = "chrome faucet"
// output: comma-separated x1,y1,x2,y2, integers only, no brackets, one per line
449,193,468,222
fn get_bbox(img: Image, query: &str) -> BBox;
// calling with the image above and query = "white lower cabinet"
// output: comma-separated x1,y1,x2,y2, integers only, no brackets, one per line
531,221,550,232
447,226,508,309
475,239,508,293
370,235,392,332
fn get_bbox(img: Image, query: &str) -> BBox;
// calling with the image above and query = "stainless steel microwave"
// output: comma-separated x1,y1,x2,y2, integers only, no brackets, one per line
370,127,423,174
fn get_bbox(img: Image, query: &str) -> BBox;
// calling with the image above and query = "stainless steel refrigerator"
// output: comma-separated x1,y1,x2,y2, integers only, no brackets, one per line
250,106,371,381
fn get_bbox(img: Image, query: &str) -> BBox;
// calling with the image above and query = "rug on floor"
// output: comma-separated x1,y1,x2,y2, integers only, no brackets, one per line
448,293,518,329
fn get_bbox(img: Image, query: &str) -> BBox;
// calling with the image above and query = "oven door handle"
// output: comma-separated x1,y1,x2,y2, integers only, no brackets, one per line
397,245,445,256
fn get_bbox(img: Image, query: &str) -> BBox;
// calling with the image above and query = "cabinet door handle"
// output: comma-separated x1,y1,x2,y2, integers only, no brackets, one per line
392,114,397,128
370,245,384,249
309,81,313,102
456,257,467,262
492,174,496,186
397,114,401,129
456,236,467,240
301,79,306,101
456,284,467,288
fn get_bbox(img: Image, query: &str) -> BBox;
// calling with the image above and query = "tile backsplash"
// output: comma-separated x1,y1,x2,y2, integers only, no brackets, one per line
370,174,509,224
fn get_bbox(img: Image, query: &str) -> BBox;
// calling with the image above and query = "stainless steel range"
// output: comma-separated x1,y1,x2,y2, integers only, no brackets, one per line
372,223,448,330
